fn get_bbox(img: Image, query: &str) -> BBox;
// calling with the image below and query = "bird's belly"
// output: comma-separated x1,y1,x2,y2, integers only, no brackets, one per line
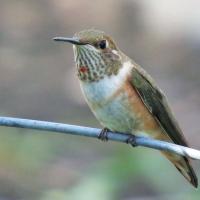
92,93,138,133
80,72,141,133
80,76,161,137
82,84,142,133
79,59,161,136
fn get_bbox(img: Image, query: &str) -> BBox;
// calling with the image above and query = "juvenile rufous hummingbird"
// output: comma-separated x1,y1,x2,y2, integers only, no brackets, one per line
53,29,198,187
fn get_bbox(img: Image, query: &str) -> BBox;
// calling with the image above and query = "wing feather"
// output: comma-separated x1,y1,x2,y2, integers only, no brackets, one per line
130,65,188,146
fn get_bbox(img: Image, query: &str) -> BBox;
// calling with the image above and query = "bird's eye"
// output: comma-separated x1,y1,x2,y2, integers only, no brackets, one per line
98,40,107,49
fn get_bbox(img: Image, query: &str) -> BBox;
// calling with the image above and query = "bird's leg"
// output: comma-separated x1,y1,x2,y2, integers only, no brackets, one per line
126,134,137,147
98,128,110,141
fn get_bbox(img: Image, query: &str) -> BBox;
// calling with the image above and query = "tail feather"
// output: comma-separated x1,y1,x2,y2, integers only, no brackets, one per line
176,157,198,188
161,151,198,188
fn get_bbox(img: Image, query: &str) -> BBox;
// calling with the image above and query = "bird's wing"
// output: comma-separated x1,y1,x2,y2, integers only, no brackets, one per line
129,64,188,146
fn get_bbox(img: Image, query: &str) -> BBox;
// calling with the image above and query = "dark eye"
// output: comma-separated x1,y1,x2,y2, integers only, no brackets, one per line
98,40,107,49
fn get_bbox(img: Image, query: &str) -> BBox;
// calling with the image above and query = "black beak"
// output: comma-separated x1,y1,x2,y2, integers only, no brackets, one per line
53,37,87,45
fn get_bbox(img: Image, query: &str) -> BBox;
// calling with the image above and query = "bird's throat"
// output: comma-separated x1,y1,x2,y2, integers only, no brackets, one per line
73,44,124,82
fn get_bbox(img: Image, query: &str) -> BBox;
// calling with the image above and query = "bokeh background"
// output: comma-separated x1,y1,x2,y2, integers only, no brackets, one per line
0,0,200,199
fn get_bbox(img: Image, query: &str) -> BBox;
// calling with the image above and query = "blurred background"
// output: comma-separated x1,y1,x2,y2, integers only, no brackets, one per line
0,0,200,199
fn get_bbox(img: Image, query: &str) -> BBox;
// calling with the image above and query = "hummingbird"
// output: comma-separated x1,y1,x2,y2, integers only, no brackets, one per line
53,29,198,188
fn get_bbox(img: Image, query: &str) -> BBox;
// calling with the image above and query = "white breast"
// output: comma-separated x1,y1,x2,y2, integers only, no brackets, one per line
80,61,132,104
79,61,134,132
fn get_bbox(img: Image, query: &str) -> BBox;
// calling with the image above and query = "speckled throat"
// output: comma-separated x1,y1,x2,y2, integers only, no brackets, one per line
73,45,122,82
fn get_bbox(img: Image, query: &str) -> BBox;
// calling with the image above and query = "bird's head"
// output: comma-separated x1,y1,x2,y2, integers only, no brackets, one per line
53,29,124,82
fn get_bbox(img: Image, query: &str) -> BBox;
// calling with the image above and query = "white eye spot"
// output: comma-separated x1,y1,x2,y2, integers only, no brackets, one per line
112,50,121,59
112,50,118,55
106,40,109,48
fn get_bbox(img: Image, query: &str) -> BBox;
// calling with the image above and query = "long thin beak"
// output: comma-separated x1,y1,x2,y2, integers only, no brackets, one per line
52,37,87,45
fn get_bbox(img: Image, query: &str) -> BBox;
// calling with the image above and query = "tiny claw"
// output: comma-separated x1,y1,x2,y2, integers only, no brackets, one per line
126,134,137,147
98,128,110,141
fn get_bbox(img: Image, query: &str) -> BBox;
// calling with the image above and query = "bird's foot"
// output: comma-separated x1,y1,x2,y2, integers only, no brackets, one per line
98,128,110,141
126,134,137,147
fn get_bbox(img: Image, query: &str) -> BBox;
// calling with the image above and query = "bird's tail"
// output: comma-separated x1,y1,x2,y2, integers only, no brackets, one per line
161,151,198,188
